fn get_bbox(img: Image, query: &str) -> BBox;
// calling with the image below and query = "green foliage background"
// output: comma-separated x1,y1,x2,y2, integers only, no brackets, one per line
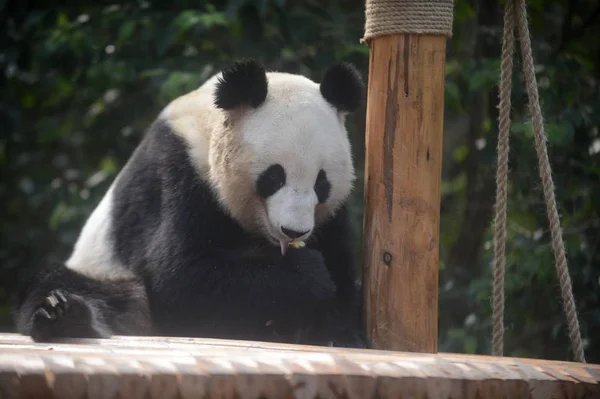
1,0,599,363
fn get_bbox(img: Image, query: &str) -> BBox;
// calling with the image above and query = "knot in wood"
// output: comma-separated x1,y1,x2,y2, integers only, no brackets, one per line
383,251,392,265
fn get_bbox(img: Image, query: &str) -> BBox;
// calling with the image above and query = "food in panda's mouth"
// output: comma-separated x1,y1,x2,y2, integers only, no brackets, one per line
289,240,306,249
279,240,306,256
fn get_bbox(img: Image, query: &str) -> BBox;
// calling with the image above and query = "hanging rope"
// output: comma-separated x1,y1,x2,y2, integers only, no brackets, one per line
492,0,586,363
361,0,454,43
492,0,515,358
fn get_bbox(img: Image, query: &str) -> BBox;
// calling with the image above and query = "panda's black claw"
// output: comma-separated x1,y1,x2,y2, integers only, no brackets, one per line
38,289,70,321
54,290,68,304
34,307,54,321
31,290,71,329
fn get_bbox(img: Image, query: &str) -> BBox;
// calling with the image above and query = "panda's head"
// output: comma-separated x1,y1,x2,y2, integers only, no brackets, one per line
209,59,364,253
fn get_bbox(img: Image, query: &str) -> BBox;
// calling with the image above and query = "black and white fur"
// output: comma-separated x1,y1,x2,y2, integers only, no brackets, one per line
15,59,368,347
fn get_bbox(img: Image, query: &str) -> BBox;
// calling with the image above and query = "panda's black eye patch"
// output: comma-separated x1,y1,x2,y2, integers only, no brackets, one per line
314,169,331,203
256,164,286,198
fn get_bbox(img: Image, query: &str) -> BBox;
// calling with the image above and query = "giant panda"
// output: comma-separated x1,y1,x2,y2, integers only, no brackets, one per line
15,59,368,348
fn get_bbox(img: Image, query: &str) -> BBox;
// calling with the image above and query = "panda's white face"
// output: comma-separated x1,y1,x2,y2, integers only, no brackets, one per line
173,60,365,253
237,74,355,251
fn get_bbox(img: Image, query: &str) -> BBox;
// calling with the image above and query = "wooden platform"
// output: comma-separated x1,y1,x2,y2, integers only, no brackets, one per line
0,333,598,398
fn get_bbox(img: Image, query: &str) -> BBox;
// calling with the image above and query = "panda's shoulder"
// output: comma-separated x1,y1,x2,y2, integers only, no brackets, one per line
108,116,232,266
109,74,228,214
114,117,190,187
157,81,222,171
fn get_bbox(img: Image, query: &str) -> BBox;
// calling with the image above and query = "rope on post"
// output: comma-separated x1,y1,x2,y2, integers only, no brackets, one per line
362,0,454,42
492,0,586,363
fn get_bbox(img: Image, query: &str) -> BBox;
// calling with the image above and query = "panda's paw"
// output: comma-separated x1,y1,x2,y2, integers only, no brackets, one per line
30,290,97,342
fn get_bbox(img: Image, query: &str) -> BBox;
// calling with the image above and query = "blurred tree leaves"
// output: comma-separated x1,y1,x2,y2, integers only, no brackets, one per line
1,0,599,364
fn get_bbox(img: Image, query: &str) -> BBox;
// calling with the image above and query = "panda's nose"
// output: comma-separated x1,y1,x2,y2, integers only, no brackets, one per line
281,226,310,240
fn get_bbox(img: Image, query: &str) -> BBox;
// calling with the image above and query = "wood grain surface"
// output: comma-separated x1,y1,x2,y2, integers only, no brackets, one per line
0,333,598,398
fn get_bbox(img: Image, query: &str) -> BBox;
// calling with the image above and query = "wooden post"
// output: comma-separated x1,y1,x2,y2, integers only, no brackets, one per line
363,33,447,352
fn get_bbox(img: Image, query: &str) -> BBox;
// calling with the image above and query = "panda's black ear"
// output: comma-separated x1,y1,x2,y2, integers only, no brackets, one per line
320,62,364,112
214,59,268,110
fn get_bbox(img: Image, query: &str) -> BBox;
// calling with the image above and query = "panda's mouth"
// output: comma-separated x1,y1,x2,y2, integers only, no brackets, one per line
267,233,305,256
262,206,309,255
267,234,291,255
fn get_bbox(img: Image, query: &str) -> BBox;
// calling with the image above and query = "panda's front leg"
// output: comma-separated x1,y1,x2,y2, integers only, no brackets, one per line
259,246,339,343
15,262,152,342
147,246,339,344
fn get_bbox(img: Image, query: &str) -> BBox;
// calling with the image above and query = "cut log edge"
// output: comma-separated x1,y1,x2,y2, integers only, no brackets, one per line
1,333,598,387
